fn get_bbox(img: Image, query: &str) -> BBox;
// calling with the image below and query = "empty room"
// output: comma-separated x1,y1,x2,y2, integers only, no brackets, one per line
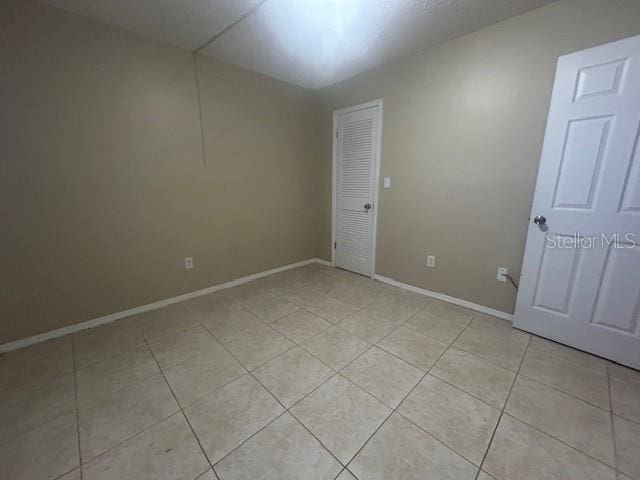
2,0,640,479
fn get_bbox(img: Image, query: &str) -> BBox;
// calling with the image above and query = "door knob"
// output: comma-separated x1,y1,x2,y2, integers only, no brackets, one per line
533,215,546,225
364,203,372,211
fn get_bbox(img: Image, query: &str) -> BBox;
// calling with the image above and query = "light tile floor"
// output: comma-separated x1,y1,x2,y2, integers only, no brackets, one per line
1,263,639,480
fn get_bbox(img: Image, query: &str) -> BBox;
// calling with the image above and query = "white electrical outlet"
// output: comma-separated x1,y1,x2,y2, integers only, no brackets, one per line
427,255,436,268
497,267,508,282
184,257,194,269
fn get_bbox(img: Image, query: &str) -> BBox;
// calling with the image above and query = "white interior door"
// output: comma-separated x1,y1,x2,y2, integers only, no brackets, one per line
515,35,640,369
333,102,381,277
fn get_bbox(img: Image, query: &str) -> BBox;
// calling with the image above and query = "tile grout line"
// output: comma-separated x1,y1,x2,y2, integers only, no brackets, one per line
195,309,270,374
362,312,625,472
174,281,338,467
0,269,436,476
210,300,380,470
239,288,347,344
192,314,322,477
12,266,633,479
498,411,620,472
200,317,349,472
311,299,436,401
393,409,485,468
436,336,520,370
403,329,628,420
516,369,614,413
362,300,469,365
167,342,249,410
443,341,521,373
210,409,290,475
200,304,300,372
326,344,488,472
297,332,372,372
607,365,621,477
195,300,384,472
609,410,640,428
146,326,229,373
195,468,217,480
248,369,348,469
70,340,84,480
474,334,532,479
327,297,428,350
249,286,422,436
241,288,375,369
197,271,344,447
72,333,148,372
289,300,479,473
342,314,477,475
426,371,507,411
267,317,335,350
0,379,76,451
142,335,217,480
71,403,183,466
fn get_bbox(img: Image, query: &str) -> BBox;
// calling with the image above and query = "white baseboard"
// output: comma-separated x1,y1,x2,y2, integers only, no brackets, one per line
374,274,514,322
0,258,328,353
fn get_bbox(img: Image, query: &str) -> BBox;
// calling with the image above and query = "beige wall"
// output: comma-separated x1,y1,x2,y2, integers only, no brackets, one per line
317,0,640,314
4,0,640,344
0,1,319,343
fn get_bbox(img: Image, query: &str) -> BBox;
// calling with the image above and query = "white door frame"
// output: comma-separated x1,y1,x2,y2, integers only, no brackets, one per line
331,99,383,278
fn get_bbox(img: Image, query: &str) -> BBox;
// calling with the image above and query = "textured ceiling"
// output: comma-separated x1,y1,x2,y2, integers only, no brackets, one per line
43,0,556,89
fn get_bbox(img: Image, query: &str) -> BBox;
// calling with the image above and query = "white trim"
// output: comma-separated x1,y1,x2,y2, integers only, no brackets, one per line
0,258,328,353
333,99,383,116
331,111,337,267
371,101,383,278
331,98,383,278
374,274,514,322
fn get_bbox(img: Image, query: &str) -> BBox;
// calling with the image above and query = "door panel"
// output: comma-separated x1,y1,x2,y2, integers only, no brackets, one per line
515,35,640,369
590,244,640,334
620,130,640,214
573,58,628,101
531,236,582,315
552,115,612,210
334,104,380,276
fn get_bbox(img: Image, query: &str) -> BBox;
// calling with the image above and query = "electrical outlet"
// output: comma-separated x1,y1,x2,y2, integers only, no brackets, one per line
497,267,508,282
427,255,436,268
184,257,194,269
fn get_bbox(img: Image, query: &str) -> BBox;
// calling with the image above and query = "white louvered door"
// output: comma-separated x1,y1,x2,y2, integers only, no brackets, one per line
515,35,640,369
334,104,380,276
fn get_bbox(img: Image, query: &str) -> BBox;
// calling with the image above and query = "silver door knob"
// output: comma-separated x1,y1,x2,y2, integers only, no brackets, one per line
533,215,546,225
364,203,372,211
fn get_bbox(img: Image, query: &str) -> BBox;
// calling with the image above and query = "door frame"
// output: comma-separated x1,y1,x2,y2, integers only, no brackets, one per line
331,99,383,278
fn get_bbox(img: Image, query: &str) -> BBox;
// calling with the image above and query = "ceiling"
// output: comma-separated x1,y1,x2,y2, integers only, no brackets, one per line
44,0,556,89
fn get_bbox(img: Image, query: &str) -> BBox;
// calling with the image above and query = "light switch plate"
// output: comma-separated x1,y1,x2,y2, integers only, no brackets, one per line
383,177,391,188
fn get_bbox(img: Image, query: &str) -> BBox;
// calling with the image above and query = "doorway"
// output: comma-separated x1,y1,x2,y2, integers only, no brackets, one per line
332,100,383,277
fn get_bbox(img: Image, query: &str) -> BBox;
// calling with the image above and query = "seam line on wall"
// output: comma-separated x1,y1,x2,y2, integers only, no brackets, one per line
192,52,207,166
193,0,270,53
